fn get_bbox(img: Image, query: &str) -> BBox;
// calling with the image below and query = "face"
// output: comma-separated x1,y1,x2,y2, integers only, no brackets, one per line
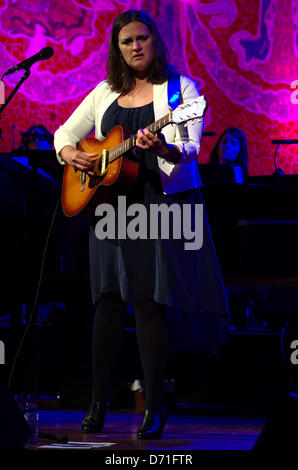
218,133,241,164
118,21,155,75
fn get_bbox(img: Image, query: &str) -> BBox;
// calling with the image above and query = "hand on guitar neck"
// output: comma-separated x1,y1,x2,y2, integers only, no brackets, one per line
136,128,182,163
60,145,98,175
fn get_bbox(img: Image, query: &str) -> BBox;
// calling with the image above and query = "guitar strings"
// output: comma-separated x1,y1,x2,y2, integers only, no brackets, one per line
108,113,171,163
89,100,203,171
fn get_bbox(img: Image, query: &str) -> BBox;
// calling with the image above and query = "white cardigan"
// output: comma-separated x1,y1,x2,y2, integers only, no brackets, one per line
54,75,204,194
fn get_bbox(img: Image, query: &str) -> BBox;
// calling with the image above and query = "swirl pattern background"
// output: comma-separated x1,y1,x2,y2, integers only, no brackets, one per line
0,0,298,175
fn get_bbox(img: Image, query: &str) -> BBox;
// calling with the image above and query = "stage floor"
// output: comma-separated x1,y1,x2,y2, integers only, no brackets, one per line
26,409,266,451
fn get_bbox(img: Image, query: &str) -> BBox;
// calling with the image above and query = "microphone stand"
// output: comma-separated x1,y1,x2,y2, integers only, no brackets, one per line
0,67,69,446
0,69,31,120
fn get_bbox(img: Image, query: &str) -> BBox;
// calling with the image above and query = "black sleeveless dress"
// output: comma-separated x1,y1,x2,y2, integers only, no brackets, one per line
89,98,230,352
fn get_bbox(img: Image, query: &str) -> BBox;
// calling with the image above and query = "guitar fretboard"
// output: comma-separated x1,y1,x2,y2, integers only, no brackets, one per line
108,112,171,163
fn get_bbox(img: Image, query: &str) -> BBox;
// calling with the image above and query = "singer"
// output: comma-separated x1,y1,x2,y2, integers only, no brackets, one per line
54,9,229,439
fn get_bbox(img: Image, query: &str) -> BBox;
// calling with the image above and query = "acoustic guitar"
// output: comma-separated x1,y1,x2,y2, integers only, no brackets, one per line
61,96,207,218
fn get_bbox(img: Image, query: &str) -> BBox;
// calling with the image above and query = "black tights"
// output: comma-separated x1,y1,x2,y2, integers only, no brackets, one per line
92,293,169,410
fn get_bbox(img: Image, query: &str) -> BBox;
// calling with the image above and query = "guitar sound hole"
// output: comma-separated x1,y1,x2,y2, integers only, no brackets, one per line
88,174,105,188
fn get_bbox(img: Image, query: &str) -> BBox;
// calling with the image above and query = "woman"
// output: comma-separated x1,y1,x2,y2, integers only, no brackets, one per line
210,127,248,177
54,9,229,439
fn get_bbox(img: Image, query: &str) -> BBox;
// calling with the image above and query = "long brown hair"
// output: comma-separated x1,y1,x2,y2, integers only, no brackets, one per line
106,10,172,94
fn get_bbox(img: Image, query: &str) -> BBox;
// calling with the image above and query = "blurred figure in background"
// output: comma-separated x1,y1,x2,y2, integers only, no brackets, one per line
20,125,54,150
210,127,248,179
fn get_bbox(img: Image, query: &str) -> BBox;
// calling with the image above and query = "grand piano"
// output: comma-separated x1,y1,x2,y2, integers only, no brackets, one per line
0,150,91,325
198,165,298,281
197,165,298,330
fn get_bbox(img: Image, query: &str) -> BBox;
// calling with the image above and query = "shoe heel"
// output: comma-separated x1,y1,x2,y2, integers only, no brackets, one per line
137,407,167,439
81,401,106,433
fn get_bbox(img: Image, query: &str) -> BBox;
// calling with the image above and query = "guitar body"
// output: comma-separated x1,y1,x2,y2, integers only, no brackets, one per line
62,126,139,218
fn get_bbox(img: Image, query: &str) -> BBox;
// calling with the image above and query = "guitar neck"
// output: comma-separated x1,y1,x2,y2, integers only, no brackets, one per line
109,112,172,162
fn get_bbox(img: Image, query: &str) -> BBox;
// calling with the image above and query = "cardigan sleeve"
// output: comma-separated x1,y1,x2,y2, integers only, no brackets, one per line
54,83,104,164
171,76,204,164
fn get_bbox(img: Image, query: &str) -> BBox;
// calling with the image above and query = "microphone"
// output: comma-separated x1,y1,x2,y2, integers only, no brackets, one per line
2,47,54,77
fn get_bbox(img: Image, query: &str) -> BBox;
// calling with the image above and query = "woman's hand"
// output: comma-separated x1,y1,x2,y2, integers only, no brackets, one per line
136,129,181,163
60,145,97,175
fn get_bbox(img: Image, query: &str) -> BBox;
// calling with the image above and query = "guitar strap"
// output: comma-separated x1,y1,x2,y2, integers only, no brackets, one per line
167,70,181,110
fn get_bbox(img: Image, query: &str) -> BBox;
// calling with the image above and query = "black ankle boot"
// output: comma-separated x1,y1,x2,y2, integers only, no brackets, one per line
137,407,167,439
81,401,107,433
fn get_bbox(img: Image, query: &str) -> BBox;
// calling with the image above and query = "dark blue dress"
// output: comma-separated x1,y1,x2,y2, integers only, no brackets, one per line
89,99,230,352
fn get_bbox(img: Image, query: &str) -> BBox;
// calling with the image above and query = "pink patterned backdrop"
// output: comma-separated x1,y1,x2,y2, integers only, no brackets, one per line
0,0,298,175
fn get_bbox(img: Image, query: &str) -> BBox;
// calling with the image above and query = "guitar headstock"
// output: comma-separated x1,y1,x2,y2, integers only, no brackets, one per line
171,96,207,125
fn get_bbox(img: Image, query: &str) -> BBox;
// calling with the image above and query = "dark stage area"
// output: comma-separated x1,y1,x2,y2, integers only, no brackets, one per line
1,0,298,453
1,156,298,450
24,409,266,451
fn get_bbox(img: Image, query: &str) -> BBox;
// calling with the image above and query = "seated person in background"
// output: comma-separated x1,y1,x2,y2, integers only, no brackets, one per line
20,125,54,150
210,127,248,180
16,125,59,178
